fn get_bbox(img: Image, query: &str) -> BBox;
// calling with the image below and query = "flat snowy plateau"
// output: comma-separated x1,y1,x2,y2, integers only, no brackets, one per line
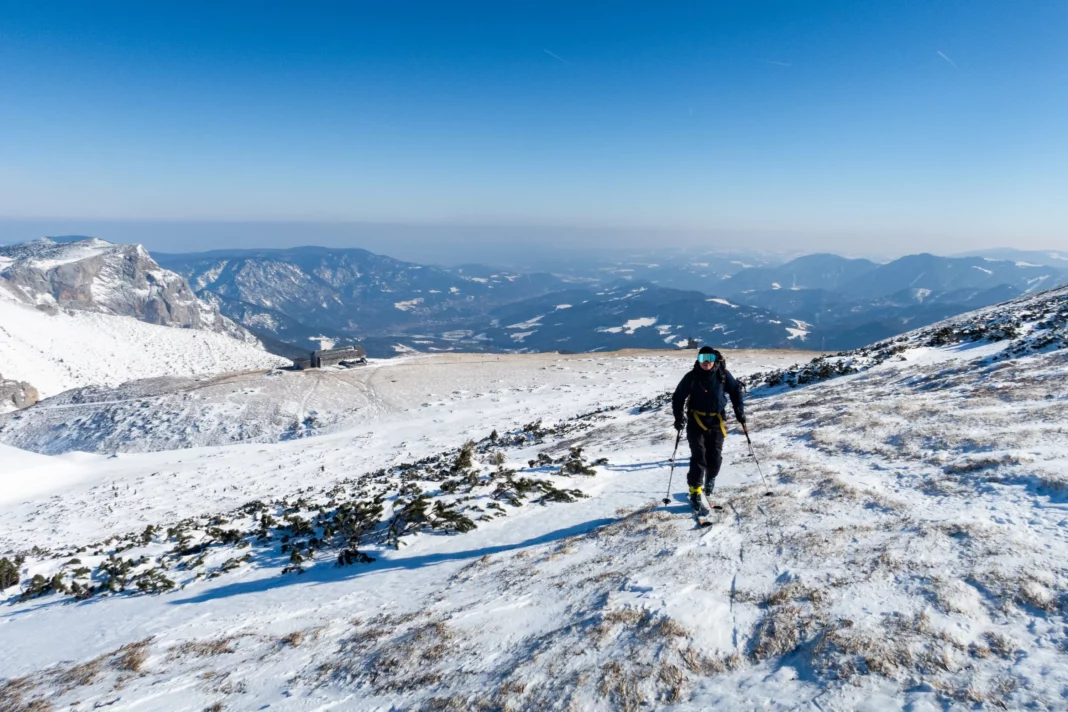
1,289,1067,711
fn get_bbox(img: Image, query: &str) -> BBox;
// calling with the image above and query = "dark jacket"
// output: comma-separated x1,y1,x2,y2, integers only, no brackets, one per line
672,361,745,425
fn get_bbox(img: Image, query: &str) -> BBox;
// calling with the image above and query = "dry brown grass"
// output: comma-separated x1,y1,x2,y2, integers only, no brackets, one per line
750,605,817,661
598,660,645,712
114,638,152,674
657,663,684,702
1,697,53,712
318,617,460,695
984,630,1018,659
174,637,238,658
942,455,1020,475
545,541,577,561
280,631,304,648
679,646,739,676
764,581,825,607
0,677,51,712
56,656,104,691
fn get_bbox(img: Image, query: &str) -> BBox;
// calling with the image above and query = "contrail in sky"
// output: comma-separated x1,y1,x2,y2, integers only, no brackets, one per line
765,60,791,67
937,50,957,68
543,49,569,64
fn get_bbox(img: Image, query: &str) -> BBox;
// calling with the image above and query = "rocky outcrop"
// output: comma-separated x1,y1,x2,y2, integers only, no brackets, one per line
0,374,38,411
0,238,258,344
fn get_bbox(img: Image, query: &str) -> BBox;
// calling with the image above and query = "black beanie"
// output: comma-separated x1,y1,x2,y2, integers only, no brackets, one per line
698,346,715,355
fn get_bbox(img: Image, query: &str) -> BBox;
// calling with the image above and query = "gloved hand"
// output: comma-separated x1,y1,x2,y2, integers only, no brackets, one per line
674,416,685,432
735,411,747,425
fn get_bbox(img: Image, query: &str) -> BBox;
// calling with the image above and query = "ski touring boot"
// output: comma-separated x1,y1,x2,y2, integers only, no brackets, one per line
689,486,712,527
704,477,724,511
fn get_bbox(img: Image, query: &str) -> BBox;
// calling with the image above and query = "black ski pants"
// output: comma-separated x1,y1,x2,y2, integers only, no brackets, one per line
686,421,724,491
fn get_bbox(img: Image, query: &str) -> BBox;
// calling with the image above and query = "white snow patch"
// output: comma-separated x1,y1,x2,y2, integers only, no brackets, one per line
0,298,284,398
393,298,424,311
786,318,811,341
597,317,657,335
507,316,544,330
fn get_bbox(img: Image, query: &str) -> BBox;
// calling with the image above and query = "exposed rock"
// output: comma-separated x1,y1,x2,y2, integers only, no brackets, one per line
0,373,39,411
0,237,258,344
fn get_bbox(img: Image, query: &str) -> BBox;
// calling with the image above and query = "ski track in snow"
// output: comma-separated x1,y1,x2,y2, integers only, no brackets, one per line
1,336,1067,711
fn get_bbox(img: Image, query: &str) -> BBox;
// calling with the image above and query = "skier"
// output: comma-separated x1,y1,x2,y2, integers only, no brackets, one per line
672,346,746,515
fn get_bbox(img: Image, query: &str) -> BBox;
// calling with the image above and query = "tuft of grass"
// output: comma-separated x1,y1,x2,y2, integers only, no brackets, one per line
750,605,814,661
657,662,684,702
984,630,1018,659
56,656,104,691
280,631,305,648
114,638,152,674
174,637,237,658
0,677,53,712
598,660,645,712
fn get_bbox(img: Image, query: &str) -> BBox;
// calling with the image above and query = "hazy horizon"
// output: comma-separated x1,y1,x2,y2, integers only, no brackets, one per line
2,3,1066,258
2,218,1066,268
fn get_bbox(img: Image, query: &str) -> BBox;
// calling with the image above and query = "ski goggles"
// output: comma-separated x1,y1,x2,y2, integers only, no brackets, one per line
697,352,717,363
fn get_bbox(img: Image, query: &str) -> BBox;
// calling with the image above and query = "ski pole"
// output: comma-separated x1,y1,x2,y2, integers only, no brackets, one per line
662,430,682,505
741,423,773,497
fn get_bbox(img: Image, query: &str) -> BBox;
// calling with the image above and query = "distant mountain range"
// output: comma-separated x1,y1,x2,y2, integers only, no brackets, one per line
153,245,1065,356
952,247,1068,269
723,253,1066,348
4,237,1064,359
154,246,567,357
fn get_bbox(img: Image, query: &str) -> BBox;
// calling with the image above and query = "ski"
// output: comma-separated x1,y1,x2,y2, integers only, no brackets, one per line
692,497,724,528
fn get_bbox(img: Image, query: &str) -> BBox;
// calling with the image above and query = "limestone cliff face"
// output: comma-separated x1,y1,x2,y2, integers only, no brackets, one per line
0,238,257,343
0,374,38,412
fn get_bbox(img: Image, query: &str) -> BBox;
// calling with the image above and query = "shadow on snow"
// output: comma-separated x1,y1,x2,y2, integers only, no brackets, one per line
169,516,617,606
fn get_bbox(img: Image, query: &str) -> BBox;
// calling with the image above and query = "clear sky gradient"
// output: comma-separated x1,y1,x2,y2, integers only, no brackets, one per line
1,1,1066,256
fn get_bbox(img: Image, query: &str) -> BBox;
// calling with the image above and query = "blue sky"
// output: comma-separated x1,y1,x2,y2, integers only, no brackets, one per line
1,1,1066,256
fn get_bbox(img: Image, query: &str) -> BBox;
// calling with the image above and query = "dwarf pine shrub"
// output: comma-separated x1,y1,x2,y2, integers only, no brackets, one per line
0,557,18,590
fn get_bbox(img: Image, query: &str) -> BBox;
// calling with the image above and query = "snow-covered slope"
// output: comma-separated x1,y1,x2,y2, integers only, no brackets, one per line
0,350,803,455
1,287,1067,711
746,283,1068,392
0,237,257,344
0,296,286,398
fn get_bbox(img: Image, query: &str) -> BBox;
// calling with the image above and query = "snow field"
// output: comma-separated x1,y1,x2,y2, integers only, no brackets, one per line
1,336,1067,710
0,296,286,398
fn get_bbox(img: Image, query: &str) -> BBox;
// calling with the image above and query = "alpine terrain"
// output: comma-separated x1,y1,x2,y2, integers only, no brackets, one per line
2,283,1066,711
0,238,286,400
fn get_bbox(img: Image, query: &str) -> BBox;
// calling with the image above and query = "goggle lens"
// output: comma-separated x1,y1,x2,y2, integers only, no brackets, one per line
698,353,717,363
